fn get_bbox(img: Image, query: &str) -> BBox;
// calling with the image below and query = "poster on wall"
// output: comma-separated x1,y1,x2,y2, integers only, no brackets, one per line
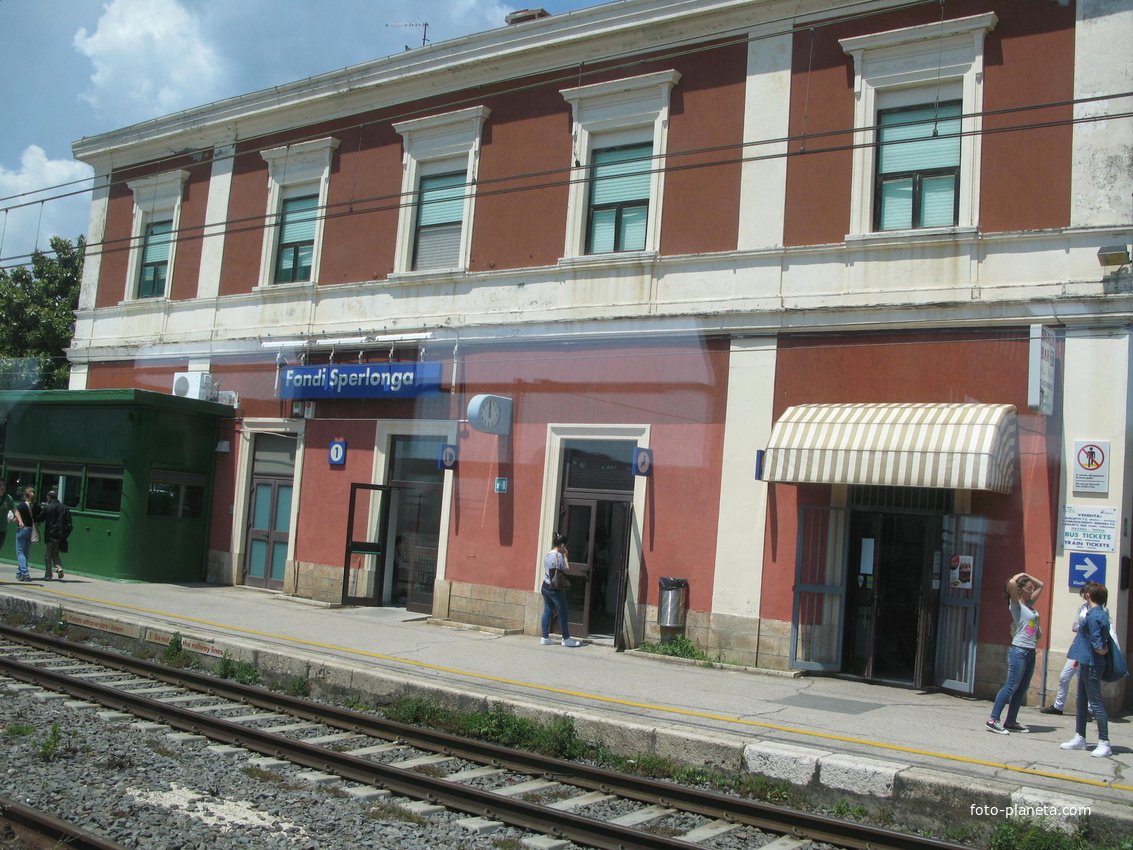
950,554,973,589
1062,505,1118,553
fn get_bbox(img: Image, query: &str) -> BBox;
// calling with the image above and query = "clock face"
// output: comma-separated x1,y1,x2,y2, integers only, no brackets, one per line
482,398,500,428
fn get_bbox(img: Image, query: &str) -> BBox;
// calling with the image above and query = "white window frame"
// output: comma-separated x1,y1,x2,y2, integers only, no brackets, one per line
258,137,339,288
124,170,188,301
559,70,681,260
391,106,490,275
841,13,997,238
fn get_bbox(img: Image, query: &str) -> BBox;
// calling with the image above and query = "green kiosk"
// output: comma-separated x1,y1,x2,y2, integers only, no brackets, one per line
0,389,231,582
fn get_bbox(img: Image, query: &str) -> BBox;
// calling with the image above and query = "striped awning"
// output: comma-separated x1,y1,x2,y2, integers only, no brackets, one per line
761,403,1018,493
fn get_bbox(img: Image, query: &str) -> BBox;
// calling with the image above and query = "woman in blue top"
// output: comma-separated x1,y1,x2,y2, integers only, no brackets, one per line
986,571,1044,734
1060,581,1112,758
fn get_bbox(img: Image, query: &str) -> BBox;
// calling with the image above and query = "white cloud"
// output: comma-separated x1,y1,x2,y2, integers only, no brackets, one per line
0,146,94,265
73,0,227,125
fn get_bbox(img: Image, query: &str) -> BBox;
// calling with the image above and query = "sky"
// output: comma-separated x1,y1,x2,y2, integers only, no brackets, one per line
0,0,603,268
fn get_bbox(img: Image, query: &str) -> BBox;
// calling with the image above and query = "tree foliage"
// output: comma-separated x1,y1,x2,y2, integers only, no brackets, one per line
0,236,84,390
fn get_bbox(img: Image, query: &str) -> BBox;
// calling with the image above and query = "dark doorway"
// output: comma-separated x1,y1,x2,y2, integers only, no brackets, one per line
844,511,941,686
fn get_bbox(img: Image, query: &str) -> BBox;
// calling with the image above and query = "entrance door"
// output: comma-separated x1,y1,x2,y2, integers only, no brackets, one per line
935,514,986,693
844,511,942,687
245,477,292,589
342,483,394,606
243,433,297,590
560,498,631,638
386,435,445,614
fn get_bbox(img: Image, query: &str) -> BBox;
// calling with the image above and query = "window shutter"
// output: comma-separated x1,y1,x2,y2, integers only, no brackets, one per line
414,224,462,269
591,144,652,205
280,195,318,244
417,173,465,227
141,220,173,264
877,103,961,175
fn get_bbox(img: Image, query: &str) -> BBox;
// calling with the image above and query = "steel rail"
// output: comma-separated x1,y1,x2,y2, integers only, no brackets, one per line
0,624,966,850
0,795,132,850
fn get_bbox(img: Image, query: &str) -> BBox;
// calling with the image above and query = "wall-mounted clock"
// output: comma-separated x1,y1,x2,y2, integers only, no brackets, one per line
467,394,513,435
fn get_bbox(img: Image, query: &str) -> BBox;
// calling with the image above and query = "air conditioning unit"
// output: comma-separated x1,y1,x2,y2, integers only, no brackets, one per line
172,372,214,401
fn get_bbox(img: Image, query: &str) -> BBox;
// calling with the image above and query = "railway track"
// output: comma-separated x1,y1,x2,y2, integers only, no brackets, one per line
0,623,966,850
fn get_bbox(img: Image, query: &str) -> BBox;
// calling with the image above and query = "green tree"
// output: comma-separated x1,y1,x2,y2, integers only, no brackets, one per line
0,236,84,390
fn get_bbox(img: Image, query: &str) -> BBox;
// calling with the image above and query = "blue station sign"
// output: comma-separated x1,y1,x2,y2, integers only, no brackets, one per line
280,362,442,400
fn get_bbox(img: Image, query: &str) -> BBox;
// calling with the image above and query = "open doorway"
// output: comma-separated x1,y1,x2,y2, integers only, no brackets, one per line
844,511,942,686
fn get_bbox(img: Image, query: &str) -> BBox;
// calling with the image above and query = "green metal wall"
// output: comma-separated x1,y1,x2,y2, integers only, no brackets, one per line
0,389,229,582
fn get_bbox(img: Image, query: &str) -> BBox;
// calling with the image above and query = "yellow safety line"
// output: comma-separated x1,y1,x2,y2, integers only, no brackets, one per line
11,584,1133,795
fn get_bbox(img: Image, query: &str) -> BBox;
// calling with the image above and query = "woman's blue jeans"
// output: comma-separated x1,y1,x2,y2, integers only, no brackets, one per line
1075,663,1109,741
541,585,571,641
15,526,32,578
991,645,1036,724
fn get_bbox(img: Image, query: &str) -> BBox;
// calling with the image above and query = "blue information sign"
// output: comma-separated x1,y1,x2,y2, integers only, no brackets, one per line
280,362,442,400
328,440,347,466
1069,551,1106,588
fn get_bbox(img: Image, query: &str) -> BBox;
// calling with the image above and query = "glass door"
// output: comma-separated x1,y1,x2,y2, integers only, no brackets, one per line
245,477,292,589
387,435,445,614
342,483,393,605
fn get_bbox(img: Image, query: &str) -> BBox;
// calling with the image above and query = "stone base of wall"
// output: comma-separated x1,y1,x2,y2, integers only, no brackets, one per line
293,561,345,604
205,549,234,586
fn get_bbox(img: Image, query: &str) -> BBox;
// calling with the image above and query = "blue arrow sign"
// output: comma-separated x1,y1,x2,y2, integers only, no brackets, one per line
1069,551,1106,588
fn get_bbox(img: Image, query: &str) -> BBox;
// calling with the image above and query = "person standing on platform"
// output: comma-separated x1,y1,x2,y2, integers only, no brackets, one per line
39,490,73,580
13,487,40,582
1041,587,1090,716
540,533,581,648
1060,581,1113,758
0,480,16,556
986,571,1044,734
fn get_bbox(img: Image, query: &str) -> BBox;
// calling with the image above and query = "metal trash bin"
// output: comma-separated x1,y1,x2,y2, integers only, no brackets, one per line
658,577,688,628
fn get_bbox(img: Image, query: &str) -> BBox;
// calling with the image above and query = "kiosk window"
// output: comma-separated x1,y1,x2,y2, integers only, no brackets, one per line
148,471,206,518
86,466,124,513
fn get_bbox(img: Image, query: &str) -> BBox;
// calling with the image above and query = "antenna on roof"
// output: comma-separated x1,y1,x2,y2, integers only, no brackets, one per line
386,21,429,50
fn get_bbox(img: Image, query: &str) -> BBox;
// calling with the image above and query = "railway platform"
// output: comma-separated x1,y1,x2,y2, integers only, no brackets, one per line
1,574,1130,840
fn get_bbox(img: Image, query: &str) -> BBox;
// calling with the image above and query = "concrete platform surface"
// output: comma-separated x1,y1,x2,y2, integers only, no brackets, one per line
1,574,1130,839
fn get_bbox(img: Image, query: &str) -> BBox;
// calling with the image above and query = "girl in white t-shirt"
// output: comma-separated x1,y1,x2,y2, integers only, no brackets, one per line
986,571,1044,735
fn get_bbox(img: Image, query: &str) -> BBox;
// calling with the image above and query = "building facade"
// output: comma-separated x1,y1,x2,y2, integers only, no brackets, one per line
67,0,1131,705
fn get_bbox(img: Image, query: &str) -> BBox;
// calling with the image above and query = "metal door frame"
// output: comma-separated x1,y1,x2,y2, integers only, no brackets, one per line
935,514,986,693
342,483,396,606
244,476,291,590
790,506,850,671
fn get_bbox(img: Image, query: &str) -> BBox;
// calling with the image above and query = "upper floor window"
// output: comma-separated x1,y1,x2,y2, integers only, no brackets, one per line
138,219,174,297
414,171,466,270
392,107,490,275
841,13,997,237
560,70,680,259
258,137,339,287
125,170,188,301
875,101,961,231
588,143,653,253
275,195,318,283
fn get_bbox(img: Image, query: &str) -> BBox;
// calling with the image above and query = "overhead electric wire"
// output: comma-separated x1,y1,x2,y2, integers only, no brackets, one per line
6,0,1120,268
3,91,1129,274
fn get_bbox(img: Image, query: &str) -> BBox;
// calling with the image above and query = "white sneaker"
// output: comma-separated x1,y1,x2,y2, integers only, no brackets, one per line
1060,734,1087,750
1091,740,1112,758
539,637,556,645
561,638,581,647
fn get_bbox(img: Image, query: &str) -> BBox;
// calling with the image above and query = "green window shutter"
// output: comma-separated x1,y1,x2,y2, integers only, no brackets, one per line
141,220,173,264
280,195,318,244
591,144,652,205
877,103,961,175
417,172,465,227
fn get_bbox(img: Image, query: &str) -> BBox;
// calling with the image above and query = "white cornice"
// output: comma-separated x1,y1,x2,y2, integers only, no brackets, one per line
71,0,894,168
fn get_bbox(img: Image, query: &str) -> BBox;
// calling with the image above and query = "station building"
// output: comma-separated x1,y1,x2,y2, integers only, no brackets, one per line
57,0,1132,706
